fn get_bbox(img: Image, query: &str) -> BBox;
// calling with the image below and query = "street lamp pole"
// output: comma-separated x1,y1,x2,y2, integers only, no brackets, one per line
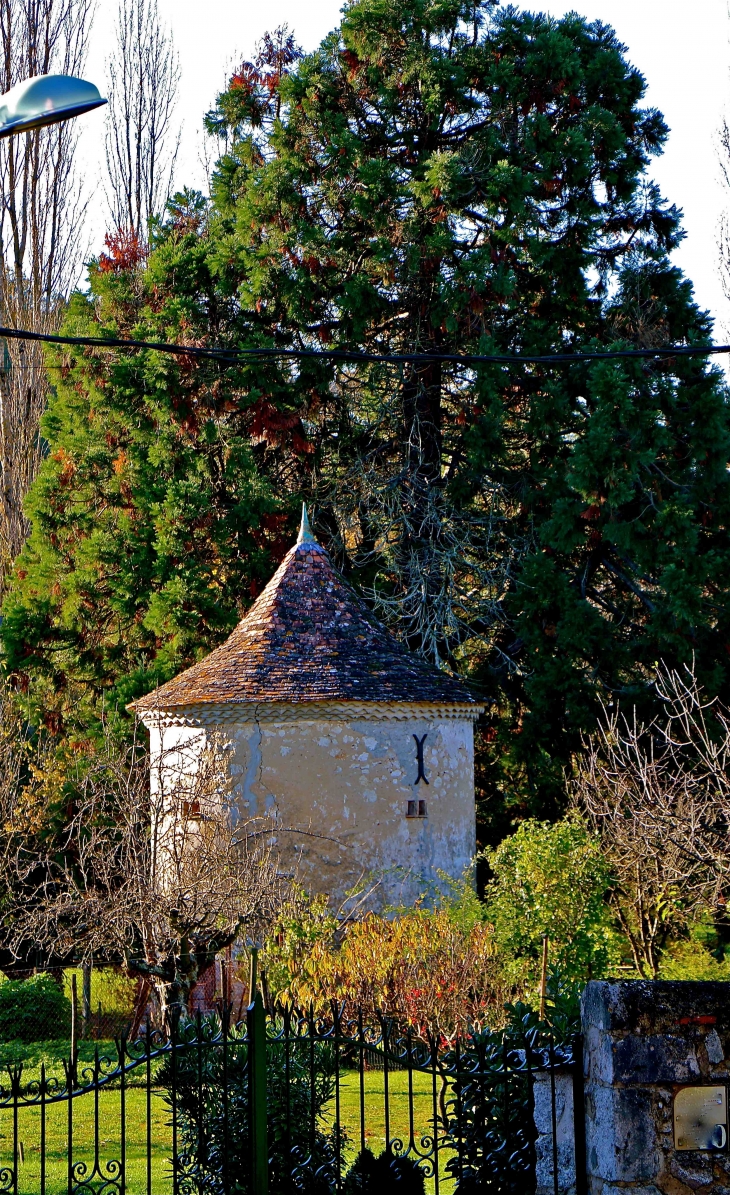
0,73,105,138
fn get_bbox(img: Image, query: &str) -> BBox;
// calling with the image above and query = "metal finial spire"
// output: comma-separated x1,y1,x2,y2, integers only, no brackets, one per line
297,502,317,545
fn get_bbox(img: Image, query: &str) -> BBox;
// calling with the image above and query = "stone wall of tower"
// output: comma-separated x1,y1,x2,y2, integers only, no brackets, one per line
148,703,477,910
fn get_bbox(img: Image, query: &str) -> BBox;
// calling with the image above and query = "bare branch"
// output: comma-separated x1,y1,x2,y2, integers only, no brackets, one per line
572,662,730,978
0,723,288,1022
104,0,180,240
0,0,95,590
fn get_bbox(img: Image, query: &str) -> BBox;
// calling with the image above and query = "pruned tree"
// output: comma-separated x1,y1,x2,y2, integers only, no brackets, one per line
574,666,730,978
0,0,94,591
0,728,288,1022
104,0,180,241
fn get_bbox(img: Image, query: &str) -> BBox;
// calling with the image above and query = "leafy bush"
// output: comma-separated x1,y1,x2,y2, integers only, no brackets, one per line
659,940,729,980
258,820,627,1034
260,877,510,1038
343,1148,425,1192
157,1013,342,1194
0,974,72,1042
485,815,621,992
658,913,730,980
441,1002,560,1194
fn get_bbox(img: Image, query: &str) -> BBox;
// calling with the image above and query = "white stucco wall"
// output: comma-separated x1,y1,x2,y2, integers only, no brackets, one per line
146,704,477,910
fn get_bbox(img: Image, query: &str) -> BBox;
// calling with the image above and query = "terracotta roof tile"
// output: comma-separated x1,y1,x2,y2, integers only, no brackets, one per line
133,519,475,712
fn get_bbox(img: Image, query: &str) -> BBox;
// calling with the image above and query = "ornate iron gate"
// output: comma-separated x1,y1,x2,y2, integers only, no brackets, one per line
0,995,581,1193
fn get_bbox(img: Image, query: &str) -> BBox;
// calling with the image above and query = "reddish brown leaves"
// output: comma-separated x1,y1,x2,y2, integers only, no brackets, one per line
51,449,75,487
98,228,149,274
249,400,313,455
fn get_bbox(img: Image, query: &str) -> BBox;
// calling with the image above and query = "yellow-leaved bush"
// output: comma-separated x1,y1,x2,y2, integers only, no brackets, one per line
256,882,517,1040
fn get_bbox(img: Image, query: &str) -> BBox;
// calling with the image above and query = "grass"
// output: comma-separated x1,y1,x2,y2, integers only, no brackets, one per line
0,1040,125,1085
0,1040,172,1194
0,1039,165,1090
1,1087,172,1195
331,1068,455,1191
0,1044,455,1193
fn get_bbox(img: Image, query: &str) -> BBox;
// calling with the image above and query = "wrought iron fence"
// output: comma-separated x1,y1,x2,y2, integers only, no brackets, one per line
0,994,584,1194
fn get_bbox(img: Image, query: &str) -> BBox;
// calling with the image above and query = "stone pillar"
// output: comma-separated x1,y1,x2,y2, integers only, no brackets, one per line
534,1068,577,1194
582,980,730,1194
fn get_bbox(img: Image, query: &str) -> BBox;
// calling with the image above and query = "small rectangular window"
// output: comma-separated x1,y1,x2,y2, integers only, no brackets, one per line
407,799,427,818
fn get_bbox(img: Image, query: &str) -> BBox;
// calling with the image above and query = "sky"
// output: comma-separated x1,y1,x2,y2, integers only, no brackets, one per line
76,0,730,336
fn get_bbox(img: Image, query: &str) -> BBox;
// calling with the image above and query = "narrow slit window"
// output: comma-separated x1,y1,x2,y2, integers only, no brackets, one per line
407,799,427,818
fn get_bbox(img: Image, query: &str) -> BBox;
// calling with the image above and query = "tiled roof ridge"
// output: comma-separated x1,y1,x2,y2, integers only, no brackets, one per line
132,509,476,712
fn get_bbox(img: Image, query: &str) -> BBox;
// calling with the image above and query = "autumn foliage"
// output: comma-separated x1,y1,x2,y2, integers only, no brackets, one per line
258,887,514,1040
98,227,149,273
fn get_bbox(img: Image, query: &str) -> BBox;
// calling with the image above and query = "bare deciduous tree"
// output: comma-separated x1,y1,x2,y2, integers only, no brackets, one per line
104,0,179,240
0,0,94,590
0,728,287,1022
573,665,730,978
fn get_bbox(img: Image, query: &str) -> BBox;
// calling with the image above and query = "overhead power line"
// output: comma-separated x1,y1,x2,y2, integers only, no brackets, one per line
0,324,728,366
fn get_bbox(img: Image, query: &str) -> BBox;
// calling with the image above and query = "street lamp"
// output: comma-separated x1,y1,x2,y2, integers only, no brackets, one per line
0,74,105,139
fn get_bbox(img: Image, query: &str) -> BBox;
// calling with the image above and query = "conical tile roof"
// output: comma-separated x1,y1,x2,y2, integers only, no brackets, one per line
132,510,476,713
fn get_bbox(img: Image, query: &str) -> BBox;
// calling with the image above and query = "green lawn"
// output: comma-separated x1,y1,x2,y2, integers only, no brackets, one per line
330,1069,455,1191
0,1045,455,1193
0,1041,173,1195
0,1086,172,1195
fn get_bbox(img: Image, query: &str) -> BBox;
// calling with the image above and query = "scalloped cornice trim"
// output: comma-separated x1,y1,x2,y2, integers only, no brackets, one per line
137,700,484,729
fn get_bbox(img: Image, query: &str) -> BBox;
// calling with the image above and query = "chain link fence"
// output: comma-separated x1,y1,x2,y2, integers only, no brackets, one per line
0,965,138,1046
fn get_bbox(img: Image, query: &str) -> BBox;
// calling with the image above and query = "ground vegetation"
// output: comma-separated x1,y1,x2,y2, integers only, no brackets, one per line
259,860,613,1036
263,892,506,1040
158,1014,342,1195
0,972,71,1041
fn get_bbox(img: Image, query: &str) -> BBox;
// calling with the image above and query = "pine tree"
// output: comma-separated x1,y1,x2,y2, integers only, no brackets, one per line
203,0,730,829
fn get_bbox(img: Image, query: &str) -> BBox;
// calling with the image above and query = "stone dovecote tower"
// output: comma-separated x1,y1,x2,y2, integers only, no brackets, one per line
132,509,483,909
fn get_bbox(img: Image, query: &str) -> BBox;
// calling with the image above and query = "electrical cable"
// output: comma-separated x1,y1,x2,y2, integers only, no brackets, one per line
0,323,727,366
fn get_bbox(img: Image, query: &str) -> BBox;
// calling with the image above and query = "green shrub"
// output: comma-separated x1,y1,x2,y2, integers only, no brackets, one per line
0,974,72,1042
659,914,730,980
157,1012,341,1194
63,967,138,1017
343,1148,425,1192
484,814,621,993
659,940,729,981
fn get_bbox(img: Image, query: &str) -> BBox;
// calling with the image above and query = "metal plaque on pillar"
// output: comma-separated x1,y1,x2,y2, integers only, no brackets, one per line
674,1086,727,1150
